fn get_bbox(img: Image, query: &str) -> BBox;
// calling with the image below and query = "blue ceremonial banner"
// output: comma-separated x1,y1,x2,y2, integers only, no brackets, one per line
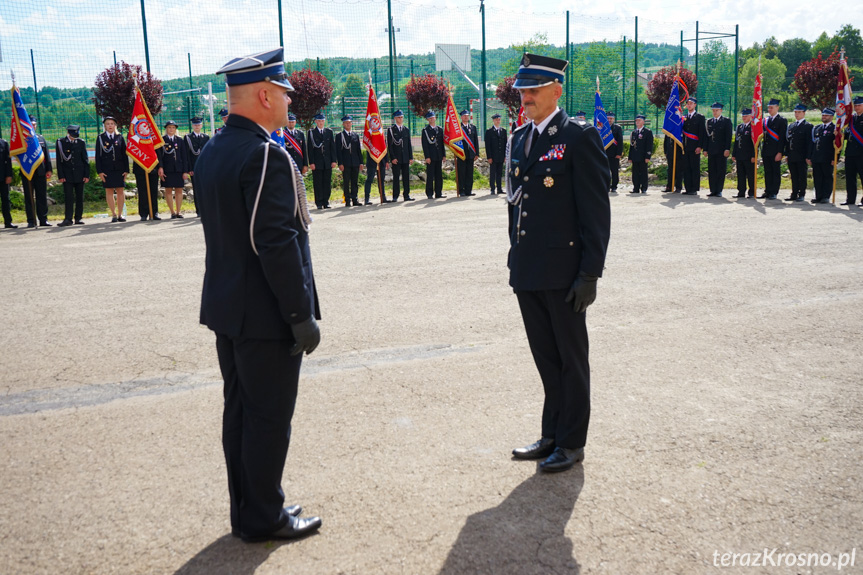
593,90,615,150
9,86,45,180
271,127,285,147
662,78,684,147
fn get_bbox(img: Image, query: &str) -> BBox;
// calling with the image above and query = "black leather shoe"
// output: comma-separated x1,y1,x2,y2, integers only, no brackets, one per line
57,220,73,227
404,196,415,201
841,201,853,206
118,216,127,222
111,217,118,223
152,215,162,220
539,447,585,473
793,197,804,202
784,196,796,201
75,220,85,225
512,437,555,460
682,191,697,195
176,213,184,218
231,505,303,537
40,221,52,227
4,223,17,229
27,223,37,229
241,513,322,542
435,194,447,198
734,193,745,198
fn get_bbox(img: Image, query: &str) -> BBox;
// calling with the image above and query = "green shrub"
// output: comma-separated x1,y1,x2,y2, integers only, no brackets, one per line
8,190,25,210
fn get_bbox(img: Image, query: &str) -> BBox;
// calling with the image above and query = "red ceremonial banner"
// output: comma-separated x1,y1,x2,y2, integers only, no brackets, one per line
126,86,164,173
443,91,466,161
362,83,387,164
751,63,764,147
835,56,852,151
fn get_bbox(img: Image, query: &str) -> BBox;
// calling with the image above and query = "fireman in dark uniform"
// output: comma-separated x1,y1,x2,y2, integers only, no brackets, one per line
485,113,507,194
185,117,209,216
336,115,363,207
842,96,863,206
95,116,129,222
456,110,479,196
607,112,624,193
214,108,229,135
760,98,787,200
55,125,91,227
507,53,611,473
704,102,732,197
158,120,190,218
731,109,756,198
808,108,839,204
283,114,306,174
387,110,414,202
421,110,445,199
784,104,812,202
628,114,652,194
681,97,707,195
22,119,53,227
0,124,16,229
308,113,336,209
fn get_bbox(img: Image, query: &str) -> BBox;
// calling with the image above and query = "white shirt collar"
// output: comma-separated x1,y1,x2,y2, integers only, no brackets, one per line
531,107,561,135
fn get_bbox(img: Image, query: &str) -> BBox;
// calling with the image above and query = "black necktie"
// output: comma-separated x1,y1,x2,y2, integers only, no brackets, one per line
526,126,538,155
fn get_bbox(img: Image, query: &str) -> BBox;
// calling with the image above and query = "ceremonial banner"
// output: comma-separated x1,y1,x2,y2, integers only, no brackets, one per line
126,86,164,173
516,106,527,127
9,85,44,180
751,59,764,147
835,53,852,151
443,91,466,161
271,127,286,147
362,80,387,164
594,80,615,150
662,75,684,147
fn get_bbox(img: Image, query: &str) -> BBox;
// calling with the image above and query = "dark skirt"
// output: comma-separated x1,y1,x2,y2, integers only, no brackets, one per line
162,172,185,188
102,171,126,188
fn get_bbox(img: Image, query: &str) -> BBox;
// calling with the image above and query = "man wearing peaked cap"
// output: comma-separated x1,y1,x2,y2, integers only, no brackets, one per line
185,117,210,216
681,96,707,195
760,98,787,199
55,124,91,227
575,111,587,120
508,53,610,473
485,113,507,195
606,111,625,194
159,120,190,218
784,104,812,202
215,108,229,135
194,47,322,543
731,108,757,198
337,114,363,207
388,110,415,201
21,119,53,227
283,113,307,176
808,107,838,204
0,124,18,229
456,109,479,196
842,95,863,206
703,102,732,197
308,112,336,209
628,114,652,194
422,110,445,199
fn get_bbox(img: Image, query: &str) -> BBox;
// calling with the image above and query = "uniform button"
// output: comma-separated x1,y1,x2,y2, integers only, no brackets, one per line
522,211,527,217
523,176,529,182
290,313,298,318
546,167,551,172
519,230,526,237
569,241,574,246
524,194,529,199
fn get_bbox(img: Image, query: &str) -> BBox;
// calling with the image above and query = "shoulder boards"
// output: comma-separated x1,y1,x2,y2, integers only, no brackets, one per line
512,123,530,133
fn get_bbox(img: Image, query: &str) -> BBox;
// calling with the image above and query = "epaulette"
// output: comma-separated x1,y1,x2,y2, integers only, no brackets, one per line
574,118,589,127
512,123,530,133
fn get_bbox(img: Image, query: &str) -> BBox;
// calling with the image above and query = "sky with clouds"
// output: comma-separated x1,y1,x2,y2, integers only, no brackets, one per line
0,0,860,90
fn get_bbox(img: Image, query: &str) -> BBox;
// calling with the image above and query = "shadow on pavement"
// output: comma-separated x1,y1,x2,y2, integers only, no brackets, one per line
173,533,292,575
438,467,585,575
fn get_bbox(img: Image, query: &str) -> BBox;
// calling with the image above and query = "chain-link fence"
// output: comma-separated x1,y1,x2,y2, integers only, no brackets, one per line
0,0,738,144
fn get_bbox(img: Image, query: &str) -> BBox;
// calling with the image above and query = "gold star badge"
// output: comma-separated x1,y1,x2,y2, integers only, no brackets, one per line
514,167,520,177
544,176,554,187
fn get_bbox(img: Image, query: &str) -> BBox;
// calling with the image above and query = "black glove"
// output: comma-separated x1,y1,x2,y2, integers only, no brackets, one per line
289,316,321,356
564,273,598,313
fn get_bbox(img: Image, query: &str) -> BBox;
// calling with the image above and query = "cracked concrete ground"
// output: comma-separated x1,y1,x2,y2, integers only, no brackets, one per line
1,187,862,574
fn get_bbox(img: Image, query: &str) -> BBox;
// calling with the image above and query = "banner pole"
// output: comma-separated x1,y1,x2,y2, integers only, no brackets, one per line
454,154,460,197
753,146,759,199
377,161,384,204
146,171,153,219
672,143,678,192
831,149,839,204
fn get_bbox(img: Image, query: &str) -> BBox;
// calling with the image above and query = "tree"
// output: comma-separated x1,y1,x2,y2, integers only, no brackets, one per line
404,74,449,117
812,32,834,59
645,64,698,109
495,76,521,117
502,33,564,77
737,56,786,112
793,50,853,109
341,74,366,99
777,38,813,88
833,24,863,64
92,61,163,130
288,68,333,129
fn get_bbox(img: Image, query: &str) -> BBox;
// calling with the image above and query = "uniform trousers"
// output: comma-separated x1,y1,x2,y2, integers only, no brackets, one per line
787,161,808,199
489,160,503,194
608,157,621,191
63,181,85,222
312,168,332,208
844,155,863,204
736,159,756,196
456,158,474,195
516,289,591,449
341,166,360,205
216,334,302,538
22,173,49,224
763,155,781,196
133,164,159,218
707,155,727,195
425,161,443,198
631,160,648,192
364,159,385,203
1,183,15,225
812,162,833,201
391,162,411,200
682,151,701,192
